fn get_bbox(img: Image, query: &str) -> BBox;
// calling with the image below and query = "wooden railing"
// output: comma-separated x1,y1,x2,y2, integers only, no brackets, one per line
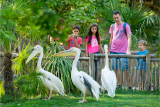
0,52,159,91
77,53,160,91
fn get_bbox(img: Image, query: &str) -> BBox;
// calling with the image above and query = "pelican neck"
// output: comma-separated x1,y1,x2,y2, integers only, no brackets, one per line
105,49,109,69
72,51,80,71
37,51,43,70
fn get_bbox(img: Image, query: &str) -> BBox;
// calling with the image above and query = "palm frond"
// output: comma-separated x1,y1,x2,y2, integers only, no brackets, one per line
12,43,33,76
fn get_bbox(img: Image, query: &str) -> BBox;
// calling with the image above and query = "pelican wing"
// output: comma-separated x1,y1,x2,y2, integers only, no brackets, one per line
101,68,116,97
110,70,117,93
78,72,93,98
40,76,61,94
80,71,100,101
40,69,64,95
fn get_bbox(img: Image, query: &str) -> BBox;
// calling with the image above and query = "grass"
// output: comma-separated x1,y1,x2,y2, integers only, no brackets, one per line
0,90,159,107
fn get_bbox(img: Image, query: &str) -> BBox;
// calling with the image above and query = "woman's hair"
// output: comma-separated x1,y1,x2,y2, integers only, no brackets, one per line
72,25,80,31
138,40,147,46
85,23,100,45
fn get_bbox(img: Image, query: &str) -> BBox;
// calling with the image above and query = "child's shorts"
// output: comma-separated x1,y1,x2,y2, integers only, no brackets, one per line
110,51,128,71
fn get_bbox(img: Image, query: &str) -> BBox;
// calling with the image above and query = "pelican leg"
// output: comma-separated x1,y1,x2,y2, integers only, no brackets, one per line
78,93,87,103
43,90,52,100
101,86,104,97
48,90,52,100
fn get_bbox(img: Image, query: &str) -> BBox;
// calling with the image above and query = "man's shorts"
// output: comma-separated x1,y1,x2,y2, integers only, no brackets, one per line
110,51,128,71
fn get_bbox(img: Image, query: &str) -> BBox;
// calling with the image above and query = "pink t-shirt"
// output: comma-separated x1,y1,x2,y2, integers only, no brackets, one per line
67,36,82,50
109,22,131,53
85,36,101,53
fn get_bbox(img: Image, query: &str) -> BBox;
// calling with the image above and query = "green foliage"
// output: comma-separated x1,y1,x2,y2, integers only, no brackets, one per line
65,4,98,36
0,82,5,96
0,92,15,103
12,43,32,76
0,0,30,53
14,69,46,98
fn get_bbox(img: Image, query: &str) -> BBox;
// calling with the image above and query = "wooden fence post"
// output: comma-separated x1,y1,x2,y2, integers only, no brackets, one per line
89,53,95,79
146,53,151,91
158,62,160,89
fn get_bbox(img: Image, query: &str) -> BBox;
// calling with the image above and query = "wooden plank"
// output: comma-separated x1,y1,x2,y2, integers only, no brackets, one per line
99,58,103,85
110,58,112,70
150,62,153,91
114,58,116,77
131,59,135,87
135,59,139,91
154,62,157,90
117,59,119,87
158,62,160,89
127,59,130,89
120,59,123,89
151,58,160,62
124,60,126,90
95,54,146,59
142,62,145,90
146,53,151,91
80,60,83,71
89,53,94,79
131,59,134,89
94,54,157,58
138,59,142,90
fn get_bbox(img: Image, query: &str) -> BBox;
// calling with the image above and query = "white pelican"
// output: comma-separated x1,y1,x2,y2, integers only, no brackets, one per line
26,45,64,100
53,47,100,103
101,45,117,97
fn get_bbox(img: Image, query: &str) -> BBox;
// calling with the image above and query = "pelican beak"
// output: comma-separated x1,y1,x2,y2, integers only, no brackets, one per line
26,49,38,64
53,49,76,57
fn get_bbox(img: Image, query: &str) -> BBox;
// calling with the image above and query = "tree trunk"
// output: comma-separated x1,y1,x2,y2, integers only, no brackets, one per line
3,52,14,96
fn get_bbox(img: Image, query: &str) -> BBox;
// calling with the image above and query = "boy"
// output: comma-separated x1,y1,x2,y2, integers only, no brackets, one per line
65,25,82,49
135,40,149,90
65,25,82,70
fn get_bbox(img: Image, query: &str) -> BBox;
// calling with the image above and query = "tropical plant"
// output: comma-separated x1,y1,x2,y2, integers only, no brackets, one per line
0,0,65,99
14,69,46,98
12,43,32,76
0,0,26,97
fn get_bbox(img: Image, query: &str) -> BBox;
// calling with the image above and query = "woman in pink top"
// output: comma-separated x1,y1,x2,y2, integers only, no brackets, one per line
85,23,104,81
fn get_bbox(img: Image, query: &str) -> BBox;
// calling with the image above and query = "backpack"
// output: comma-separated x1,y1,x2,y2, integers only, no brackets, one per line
111,22,131,36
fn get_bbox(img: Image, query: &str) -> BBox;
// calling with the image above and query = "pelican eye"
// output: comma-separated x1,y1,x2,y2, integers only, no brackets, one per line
79,76,81,78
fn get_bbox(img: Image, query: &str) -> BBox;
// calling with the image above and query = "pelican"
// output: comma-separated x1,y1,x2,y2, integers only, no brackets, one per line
26,45,64,100
101,45,117,97
53,47,100,103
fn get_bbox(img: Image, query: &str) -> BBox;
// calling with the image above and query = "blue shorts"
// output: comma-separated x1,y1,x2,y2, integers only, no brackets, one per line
110,52,128,71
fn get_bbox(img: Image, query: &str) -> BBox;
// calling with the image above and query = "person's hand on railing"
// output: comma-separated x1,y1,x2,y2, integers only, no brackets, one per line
126,50,131,55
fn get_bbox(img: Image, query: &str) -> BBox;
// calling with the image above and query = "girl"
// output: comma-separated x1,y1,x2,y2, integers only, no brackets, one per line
85,23,104,81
